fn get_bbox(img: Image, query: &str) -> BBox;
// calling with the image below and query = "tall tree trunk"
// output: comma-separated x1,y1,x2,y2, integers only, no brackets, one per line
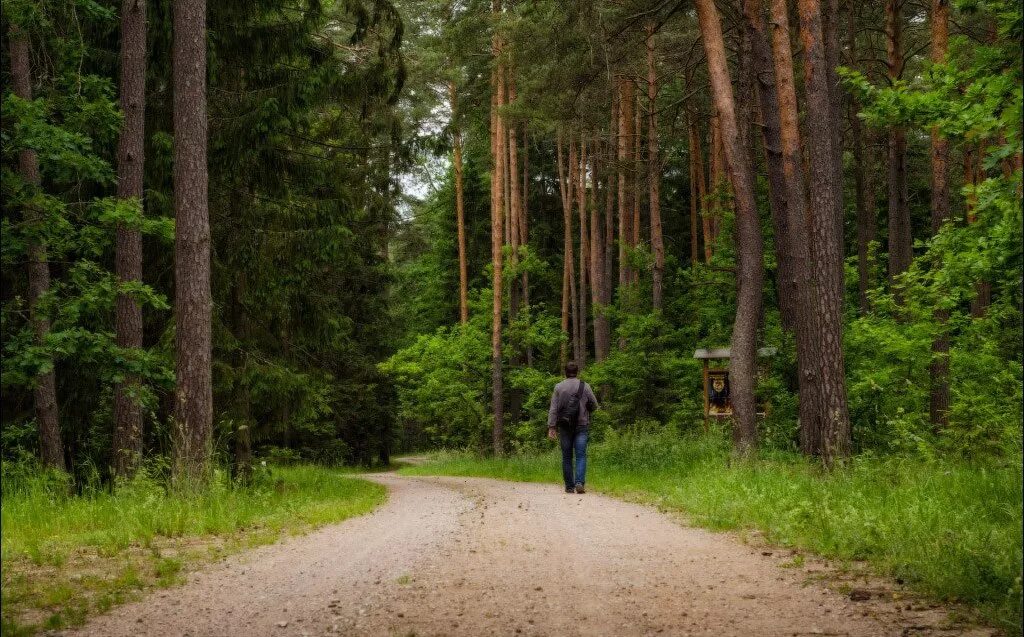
849,3,875,315
647,24,665,311
568,140,581,364
929,0,951,429
578,138,589,366
591,144,610,361
798,0,852,463
507,78,522,321
965,144,990,316
744,0,795,332
231,270,252,482
886,0,912,283
172,0,213,485
769,0,823,455
689,119,701,266
450,81,469,324
694,0,765,454
490,12,505,454
707,114,725,258
9,26,66,472
113,0,148,479
632,91,642,272
556,131,576,367
618,78,634,288
520,127,530,314
606,96,617,305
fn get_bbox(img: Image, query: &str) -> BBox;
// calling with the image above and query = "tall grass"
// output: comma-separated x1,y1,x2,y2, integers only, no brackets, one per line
1,463,385,634
401,431,1023,631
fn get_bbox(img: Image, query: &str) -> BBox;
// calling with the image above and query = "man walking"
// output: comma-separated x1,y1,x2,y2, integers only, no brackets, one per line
547,362,598,493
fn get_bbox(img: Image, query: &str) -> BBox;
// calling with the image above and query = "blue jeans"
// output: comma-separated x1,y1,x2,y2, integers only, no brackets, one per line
559,427,588,489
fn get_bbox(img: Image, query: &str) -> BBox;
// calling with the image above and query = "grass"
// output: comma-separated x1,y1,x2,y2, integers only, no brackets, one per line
0,464,386,635
400,431,1023,632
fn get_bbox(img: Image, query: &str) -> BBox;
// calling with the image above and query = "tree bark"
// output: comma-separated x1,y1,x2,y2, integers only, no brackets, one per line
490,12,505,454
647,24,665,311
9,26,66,472
568,139,581,364
885,0,912,283
450,81,469,325
769,0,823,453
929,0,950,429
798,0,852,463
591,144,610,361
688,119,701,266
695,0,765,454
113,0,148,479
556,130,576,367
618,78,634,288
632,91,642,272
172,0,213,485
231,270,252,482
965,145,990,317
744,0,794,332
520,127,530,314
577,138,589,366
707,114,725,259
849,2,874,314
507,78,522,321
606,95,617,305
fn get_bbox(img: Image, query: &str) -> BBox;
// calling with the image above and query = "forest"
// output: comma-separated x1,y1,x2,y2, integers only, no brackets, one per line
1,0,1022,633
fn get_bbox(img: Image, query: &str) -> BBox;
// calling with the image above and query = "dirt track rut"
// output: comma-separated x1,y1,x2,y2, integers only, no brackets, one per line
68,474,989,637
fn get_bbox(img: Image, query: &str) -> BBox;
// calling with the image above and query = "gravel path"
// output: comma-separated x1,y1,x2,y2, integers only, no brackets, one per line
69,474,990,637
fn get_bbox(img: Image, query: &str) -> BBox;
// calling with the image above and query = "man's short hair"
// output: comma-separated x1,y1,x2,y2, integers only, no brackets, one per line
565,361,579,377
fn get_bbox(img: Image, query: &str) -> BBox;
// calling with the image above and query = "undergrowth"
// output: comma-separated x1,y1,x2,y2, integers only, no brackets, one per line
401,430,1023,632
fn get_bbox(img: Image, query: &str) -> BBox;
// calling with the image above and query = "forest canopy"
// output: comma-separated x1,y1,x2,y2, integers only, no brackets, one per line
1,0,1021,478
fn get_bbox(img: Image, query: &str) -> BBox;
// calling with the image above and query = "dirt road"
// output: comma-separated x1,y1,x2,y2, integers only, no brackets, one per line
69,474,987,637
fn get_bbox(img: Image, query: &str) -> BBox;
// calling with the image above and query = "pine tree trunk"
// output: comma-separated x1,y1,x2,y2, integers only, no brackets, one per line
744,0,794,332
769,0,823,454
450,81,469,325
885,0,912,284
490,15,505,454
568,139,581,364
556,131,576,366
707,114,725,257
606,96,617,306
172,0,213,485
694,0,765,454
9,26,66,472
849,3,875,315
507,78,522,321
231,270,252,483
965,145,991,316
798,0,852,463
632,92,642,271
929,0,951,430
647,24,665,311
689,119,701,266
618,78,634,288
577,138,589,367
590,144,610,361
520,128,530,314
113,0,148,479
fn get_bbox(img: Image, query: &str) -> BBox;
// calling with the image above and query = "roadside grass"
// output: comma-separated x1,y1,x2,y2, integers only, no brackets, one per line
0,464,386,635
400,431,1023,632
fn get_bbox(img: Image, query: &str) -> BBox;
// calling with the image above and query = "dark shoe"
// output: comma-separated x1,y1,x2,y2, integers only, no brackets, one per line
574,483,586,494
565,487,574,493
